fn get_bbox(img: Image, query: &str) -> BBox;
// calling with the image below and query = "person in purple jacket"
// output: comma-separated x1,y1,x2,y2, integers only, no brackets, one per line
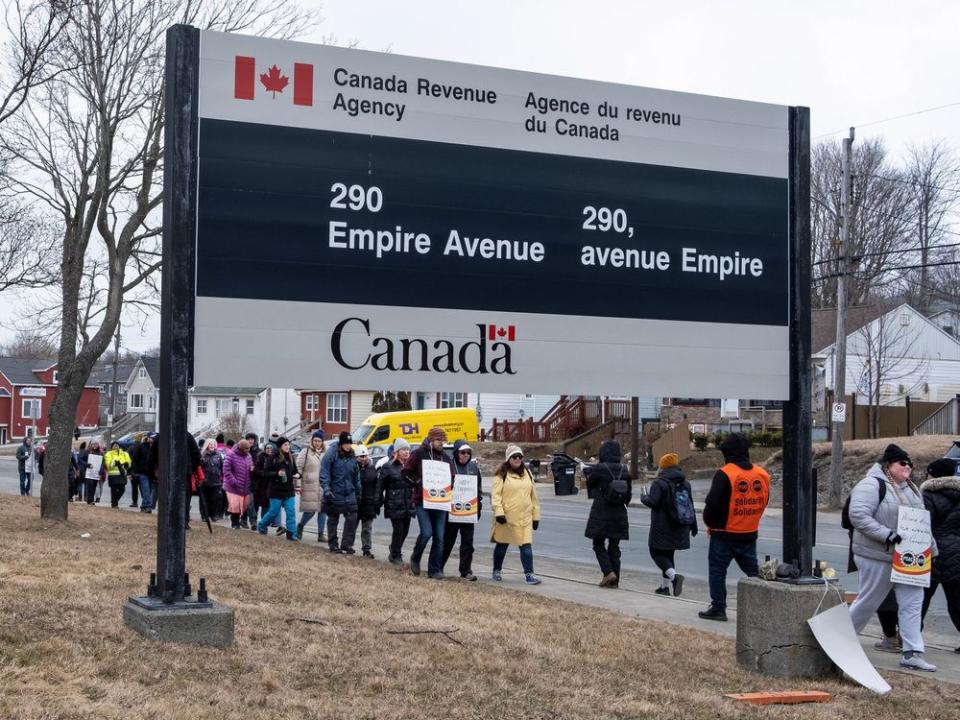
224,439,255,528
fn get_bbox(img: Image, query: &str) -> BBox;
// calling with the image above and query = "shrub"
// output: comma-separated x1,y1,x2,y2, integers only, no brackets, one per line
693,433,709,451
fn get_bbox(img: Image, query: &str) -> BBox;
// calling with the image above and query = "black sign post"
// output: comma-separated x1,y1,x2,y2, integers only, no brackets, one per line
782,106,814,577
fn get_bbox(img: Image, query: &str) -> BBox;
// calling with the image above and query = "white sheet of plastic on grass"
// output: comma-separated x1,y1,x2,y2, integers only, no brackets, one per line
807,603,891,695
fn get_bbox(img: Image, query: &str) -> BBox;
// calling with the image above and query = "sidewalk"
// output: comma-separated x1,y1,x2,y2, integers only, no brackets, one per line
466,551,960,685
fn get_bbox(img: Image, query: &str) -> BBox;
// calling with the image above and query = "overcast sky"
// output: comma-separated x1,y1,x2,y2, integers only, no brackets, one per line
3,0,958,353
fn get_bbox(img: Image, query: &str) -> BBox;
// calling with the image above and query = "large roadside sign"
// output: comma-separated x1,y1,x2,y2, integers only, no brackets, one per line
193,31,791,398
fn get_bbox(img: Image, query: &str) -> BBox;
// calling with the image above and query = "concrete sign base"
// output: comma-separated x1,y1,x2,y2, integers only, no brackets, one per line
735,578,841,678
123,595,235,648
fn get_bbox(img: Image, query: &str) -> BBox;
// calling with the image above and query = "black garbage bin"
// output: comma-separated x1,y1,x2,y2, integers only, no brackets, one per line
551,453,578,496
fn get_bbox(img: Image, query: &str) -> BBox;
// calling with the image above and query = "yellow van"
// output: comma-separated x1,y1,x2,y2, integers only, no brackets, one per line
353,407,479,459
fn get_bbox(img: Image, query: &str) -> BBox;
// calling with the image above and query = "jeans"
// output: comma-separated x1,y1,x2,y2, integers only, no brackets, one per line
136,474,153,510
411,507,447,575
299,511,327,538
443,522,476,576
390,517,411,559
707,534,759,609
593,537,622,576
19,470,31,496
493,542,534,575
258,496,297,537
327,510,359,550
360,518,374,552
245,493,258,527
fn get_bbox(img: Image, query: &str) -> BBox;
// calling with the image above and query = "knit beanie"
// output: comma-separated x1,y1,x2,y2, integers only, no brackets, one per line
927,458,955,478
393,438,410,451
505,445,523,460
427,426,447,442
312,430,325,440
658,452,679,470
880,443,911,466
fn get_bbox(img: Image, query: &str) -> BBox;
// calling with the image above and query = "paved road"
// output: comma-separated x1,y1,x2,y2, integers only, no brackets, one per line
2,457,956,647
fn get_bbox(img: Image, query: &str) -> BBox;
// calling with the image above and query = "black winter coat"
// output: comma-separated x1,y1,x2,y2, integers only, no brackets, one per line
268,451,298,500
641,466,698,550
358,461,381,520
380,458,416,520
583,441,631,540
922,475,960,584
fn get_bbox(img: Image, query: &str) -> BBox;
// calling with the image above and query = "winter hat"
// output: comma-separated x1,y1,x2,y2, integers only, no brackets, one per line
338,431,353,445
880,443,911,466
658,452,679,470
275,436,289,449
457,444,473,453
505,445,523,460
354,443,369,457
393,438,410,451
427,426,447,442
312,430,325,440
927,458,955,478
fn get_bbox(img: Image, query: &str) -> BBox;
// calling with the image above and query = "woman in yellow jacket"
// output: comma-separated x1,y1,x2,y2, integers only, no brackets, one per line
491,445,542,584
103,441,132,509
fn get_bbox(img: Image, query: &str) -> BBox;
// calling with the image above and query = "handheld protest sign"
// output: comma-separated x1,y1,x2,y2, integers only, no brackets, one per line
449,474,479,524
422,459,452,511
890,506,933,588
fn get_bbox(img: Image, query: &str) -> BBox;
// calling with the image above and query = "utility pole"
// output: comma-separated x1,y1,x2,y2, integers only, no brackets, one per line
828,127,855,508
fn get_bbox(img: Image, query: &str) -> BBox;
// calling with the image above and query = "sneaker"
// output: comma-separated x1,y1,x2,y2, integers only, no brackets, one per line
286,532,299,542
428,572,445,580
672,574,685,597
655,586,671,596
275,526,286,536
257,526,267,535
492,570,502,582
362,550,375,559
874,636,902,653
900,652,937,672
599,572,618,588
410,559,421,576
698,605,728,622
129,502,137,508
524,573,542,585
328,547,342,554
389,555,403,566
342,547,356,555
461,573,478,582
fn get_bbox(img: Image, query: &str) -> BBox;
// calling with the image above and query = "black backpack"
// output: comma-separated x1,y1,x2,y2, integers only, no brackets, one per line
604,466,630,505
671,484,697,526
840,477,886,532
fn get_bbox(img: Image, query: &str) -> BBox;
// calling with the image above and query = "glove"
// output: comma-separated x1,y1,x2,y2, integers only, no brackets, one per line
495,515,507,525
532,520,539,531
323,491,334,502
887,532,902,547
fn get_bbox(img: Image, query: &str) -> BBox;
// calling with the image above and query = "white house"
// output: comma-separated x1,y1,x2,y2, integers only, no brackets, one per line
124,356,160,425
814,303,960,405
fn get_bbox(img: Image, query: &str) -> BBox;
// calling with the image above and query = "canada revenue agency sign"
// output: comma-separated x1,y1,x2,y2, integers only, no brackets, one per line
190,30,794,398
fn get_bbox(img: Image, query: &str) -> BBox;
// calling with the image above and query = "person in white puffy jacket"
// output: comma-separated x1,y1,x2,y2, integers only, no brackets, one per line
848,443,938,672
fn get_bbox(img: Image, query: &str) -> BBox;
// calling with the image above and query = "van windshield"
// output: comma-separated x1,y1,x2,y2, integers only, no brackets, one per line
353,424,375,444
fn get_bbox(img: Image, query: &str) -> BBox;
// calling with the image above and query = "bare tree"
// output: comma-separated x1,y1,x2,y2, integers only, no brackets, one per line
1,328,57,357
850,308,927,438
811,138,916,308
217,410,248,442
0,0,319,520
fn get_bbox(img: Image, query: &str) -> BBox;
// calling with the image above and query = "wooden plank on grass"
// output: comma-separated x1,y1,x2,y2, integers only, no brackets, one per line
725,691,832,705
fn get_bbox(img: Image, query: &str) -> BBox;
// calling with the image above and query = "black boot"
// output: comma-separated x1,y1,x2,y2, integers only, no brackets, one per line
698,605,727,622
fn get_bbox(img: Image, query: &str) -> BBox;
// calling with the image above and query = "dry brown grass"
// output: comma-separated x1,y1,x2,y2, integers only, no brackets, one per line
0,497,958,720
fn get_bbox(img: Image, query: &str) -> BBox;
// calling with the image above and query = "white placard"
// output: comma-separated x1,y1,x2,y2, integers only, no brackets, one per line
890,506,932,588
807,603,891,695
831,402,846,423
85,454,102,481
421,459,452,511
20,387,46,397
449,474,478,524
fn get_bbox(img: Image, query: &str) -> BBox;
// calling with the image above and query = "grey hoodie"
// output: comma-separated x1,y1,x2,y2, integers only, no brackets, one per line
850,462,934,562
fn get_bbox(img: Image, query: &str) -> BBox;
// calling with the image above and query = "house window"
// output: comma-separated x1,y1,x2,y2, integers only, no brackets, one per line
196,399,207,415
326,393,347,424
246,399,255,415
138,367,147,379
100,383,109,396
215,399,232,416
305,394,319,412
22,399,41,420
52,371,59,383
440,392,466,408
129,393,144,409
148,394,156,410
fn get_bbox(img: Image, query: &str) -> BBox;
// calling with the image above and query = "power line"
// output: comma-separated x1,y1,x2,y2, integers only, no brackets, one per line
813,259,960,283
812,241,960,267
813,101,960,140
855,170,960,196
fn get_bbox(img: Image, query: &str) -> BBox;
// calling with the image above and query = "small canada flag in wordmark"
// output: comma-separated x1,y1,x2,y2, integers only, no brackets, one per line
487,325,516,342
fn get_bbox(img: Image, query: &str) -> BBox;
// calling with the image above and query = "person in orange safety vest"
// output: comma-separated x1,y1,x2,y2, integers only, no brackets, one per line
698,433,770,622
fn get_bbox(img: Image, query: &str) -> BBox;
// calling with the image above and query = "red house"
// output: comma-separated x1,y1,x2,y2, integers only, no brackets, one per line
0,357,100,443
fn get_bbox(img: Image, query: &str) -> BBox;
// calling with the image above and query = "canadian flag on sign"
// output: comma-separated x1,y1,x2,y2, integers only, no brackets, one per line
234,56,313,106
487,325,516,342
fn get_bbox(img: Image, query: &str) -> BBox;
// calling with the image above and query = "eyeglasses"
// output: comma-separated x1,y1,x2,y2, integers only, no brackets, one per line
458,450,470,455
509,454,523,460
897,460,913,468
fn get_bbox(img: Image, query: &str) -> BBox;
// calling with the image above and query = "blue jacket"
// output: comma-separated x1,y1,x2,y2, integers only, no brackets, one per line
320,444,360,512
